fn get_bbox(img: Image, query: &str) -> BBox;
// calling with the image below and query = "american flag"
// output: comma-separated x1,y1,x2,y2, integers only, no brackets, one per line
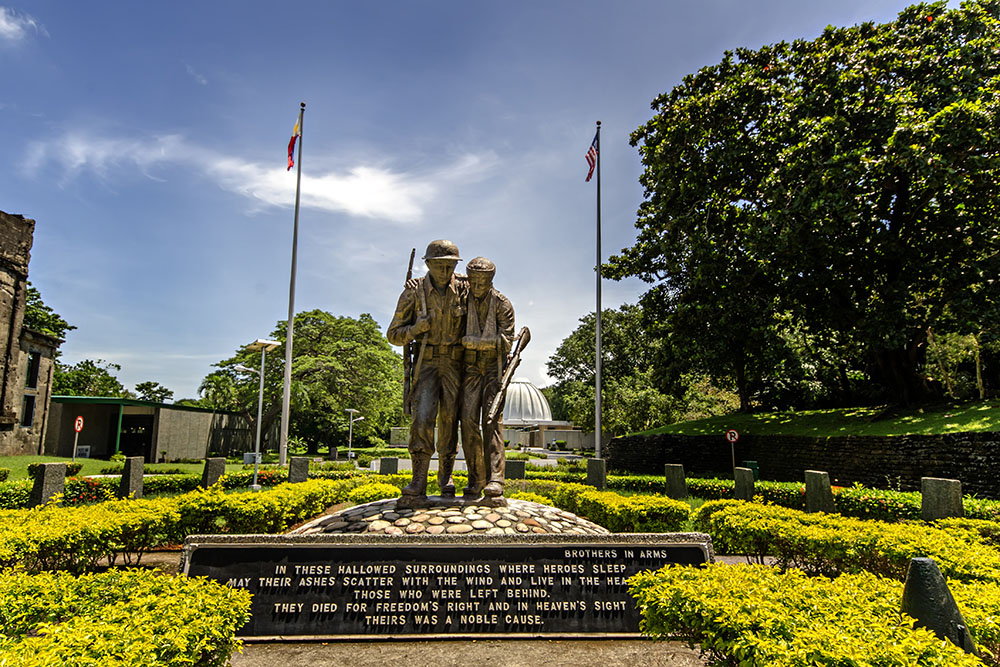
585,131,598,182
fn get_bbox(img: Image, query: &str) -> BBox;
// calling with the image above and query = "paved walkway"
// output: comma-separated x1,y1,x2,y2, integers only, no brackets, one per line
231,638,708,666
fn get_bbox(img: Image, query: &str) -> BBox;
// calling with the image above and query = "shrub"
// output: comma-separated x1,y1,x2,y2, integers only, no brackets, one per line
26,462,82,479
0,568,251,666
508,480,689,532
0,480,31,509
0,468,9,483
834,483,921,521
629,563,989,666
347,482,400,505
703,501,1000,583
0,478,369,573
509,491,552,505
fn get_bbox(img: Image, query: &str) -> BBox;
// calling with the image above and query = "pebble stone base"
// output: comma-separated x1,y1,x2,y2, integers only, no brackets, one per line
289,497,611,536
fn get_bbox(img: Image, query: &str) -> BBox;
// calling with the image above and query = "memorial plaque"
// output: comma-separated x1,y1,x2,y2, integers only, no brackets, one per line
183,534,711,638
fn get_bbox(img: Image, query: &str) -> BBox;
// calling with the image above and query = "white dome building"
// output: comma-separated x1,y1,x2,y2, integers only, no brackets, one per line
502,377,553,425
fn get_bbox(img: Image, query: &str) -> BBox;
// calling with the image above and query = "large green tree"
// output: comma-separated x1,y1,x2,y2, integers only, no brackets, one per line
203,310,403,453
23,282,75,341
609,1,1000,405
53,359,130,397
134,381,174,403
545,305,676,434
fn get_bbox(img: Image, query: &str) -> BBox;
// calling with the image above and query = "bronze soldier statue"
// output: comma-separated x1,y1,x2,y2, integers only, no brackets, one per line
387,240,466,500
460,257,515,499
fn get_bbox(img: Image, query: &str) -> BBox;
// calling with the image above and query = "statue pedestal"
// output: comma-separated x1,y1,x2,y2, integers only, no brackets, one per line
397,494,507,510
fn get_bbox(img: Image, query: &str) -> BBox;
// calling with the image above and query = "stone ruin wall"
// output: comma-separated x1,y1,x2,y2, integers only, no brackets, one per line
0,211,35,455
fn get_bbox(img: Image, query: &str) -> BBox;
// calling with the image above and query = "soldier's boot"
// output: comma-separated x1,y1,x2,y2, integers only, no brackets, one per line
438,456,456,498
402,455,430,497
483,480,504,498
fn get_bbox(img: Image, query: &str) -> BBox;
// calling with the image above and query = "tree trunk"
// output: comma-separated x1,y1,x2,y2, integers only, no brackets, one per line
869,341,933,405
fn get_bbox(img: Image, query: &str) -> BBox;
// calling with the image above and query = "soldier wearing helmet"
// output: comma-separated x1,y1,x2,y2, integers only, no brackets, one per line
460,257,515,499
387,240,467,499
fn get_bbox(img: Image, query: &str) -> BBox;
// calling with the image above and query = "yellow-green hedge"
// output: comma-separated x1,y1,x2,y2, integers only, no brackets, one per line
630,563,995,666
693,500,1000,583
0,568,251,666
0,478,371,573
508,479,690,532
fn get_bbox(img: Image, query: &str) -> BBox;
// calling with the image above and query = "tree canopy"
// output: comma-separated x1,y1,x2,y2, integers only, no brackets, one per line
197,310,404,452
134,381,174,403
608,0,1000,407
23,282,75,341
53,359,130,398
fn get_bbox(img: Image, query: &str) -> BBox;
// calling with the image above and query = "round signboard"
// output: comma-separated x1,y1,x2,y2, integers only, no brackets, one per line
74,416,84,433
725,429,739,443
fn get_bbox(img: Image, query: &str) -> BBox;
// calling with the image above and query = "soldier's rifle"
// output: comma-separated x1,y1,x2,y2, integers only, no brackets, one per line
402,248,415,415
486,326,530,424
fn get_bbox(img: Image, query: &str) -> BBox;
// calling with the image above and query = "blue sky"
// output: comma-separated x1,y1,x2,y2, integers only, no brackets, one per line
1,0,921,400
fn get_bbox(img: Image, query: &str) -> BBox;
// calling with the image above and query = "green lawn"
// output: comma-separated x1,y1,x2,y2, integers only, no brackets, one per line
638,399,1000,438
0,455,242,481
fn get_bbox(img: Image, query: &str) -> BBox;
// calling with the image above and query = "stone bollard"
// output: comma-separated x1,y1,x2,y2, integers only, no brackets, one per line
901,557,977,655
921,477,964,521
506,459,526,480
805,470,836,513
734,467,755,501
378,457,399,475
29,462,66,507
117,456,144,499
664,464,688,500
328,446,339,461
587,458,606,491
288,457,310,483
200,457,226,488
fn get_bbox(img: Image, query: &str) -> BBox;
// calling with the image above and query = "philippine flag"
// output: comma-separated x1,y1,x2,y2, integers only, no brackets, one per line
287,118,301,171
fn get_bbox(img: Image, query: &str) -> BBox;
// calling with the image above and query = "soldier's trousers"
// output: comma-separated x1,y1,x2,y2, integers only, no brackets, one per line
409,346,462,464
461,357,505,490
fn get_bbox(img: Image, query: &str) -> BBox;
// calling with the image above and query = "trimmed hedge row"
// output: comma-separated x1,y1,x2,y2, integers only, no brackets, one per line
693,500,1000,584
0,478,370,573
0,568,251,667
630,563,996,667
507,479,690,532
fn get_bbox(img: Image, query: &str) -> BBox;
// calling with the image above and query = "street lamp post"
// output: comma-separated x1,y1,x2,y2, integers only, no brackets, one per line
236,338,280,491
345,408,364,461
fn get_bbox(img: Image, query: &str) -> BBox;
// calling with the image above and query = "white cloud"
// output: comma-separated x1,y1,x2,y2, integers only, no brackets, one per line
23,131,495,223
0,7,46,43
185,63,208,86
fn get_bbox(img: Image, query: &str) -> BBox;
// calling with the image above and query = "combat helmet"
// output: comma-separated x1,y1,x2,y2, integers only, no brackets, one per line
422,239,462,262
466,256,496,274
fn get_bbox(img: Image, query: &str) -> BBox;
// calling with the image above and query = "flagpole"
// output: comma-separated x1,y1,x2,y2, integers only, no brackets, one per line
594,120,603,459
280,101,305,467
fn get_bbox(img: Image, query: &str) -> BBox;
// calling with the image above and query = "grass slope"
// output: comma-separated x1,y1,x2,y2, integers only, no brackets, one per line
639,399,1000,438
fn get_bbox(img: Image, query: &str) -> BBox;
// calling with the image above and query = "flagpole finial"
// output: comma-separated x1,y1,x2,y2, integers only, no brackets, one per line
596,120,601,127
300,102,306,109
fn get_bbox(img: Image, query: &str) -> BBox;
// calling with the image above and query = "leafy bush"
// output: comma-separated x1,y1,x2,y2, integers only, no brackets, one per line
347,482,400,505
26,462,82,479
0,469,9,483
508,480,689,532
834,483,922,521
0,478,369,573
144,474,201,495
0,480,30,509
629,563,990,666
509,491,553,505
701,501,1000,583
686,477,735,500
62,477,115,504
0,568,251,666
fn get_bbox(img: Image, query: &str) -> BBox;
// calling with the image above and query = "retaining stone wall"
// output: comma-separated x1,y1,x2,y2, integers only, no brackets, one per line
606,431,1000,498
